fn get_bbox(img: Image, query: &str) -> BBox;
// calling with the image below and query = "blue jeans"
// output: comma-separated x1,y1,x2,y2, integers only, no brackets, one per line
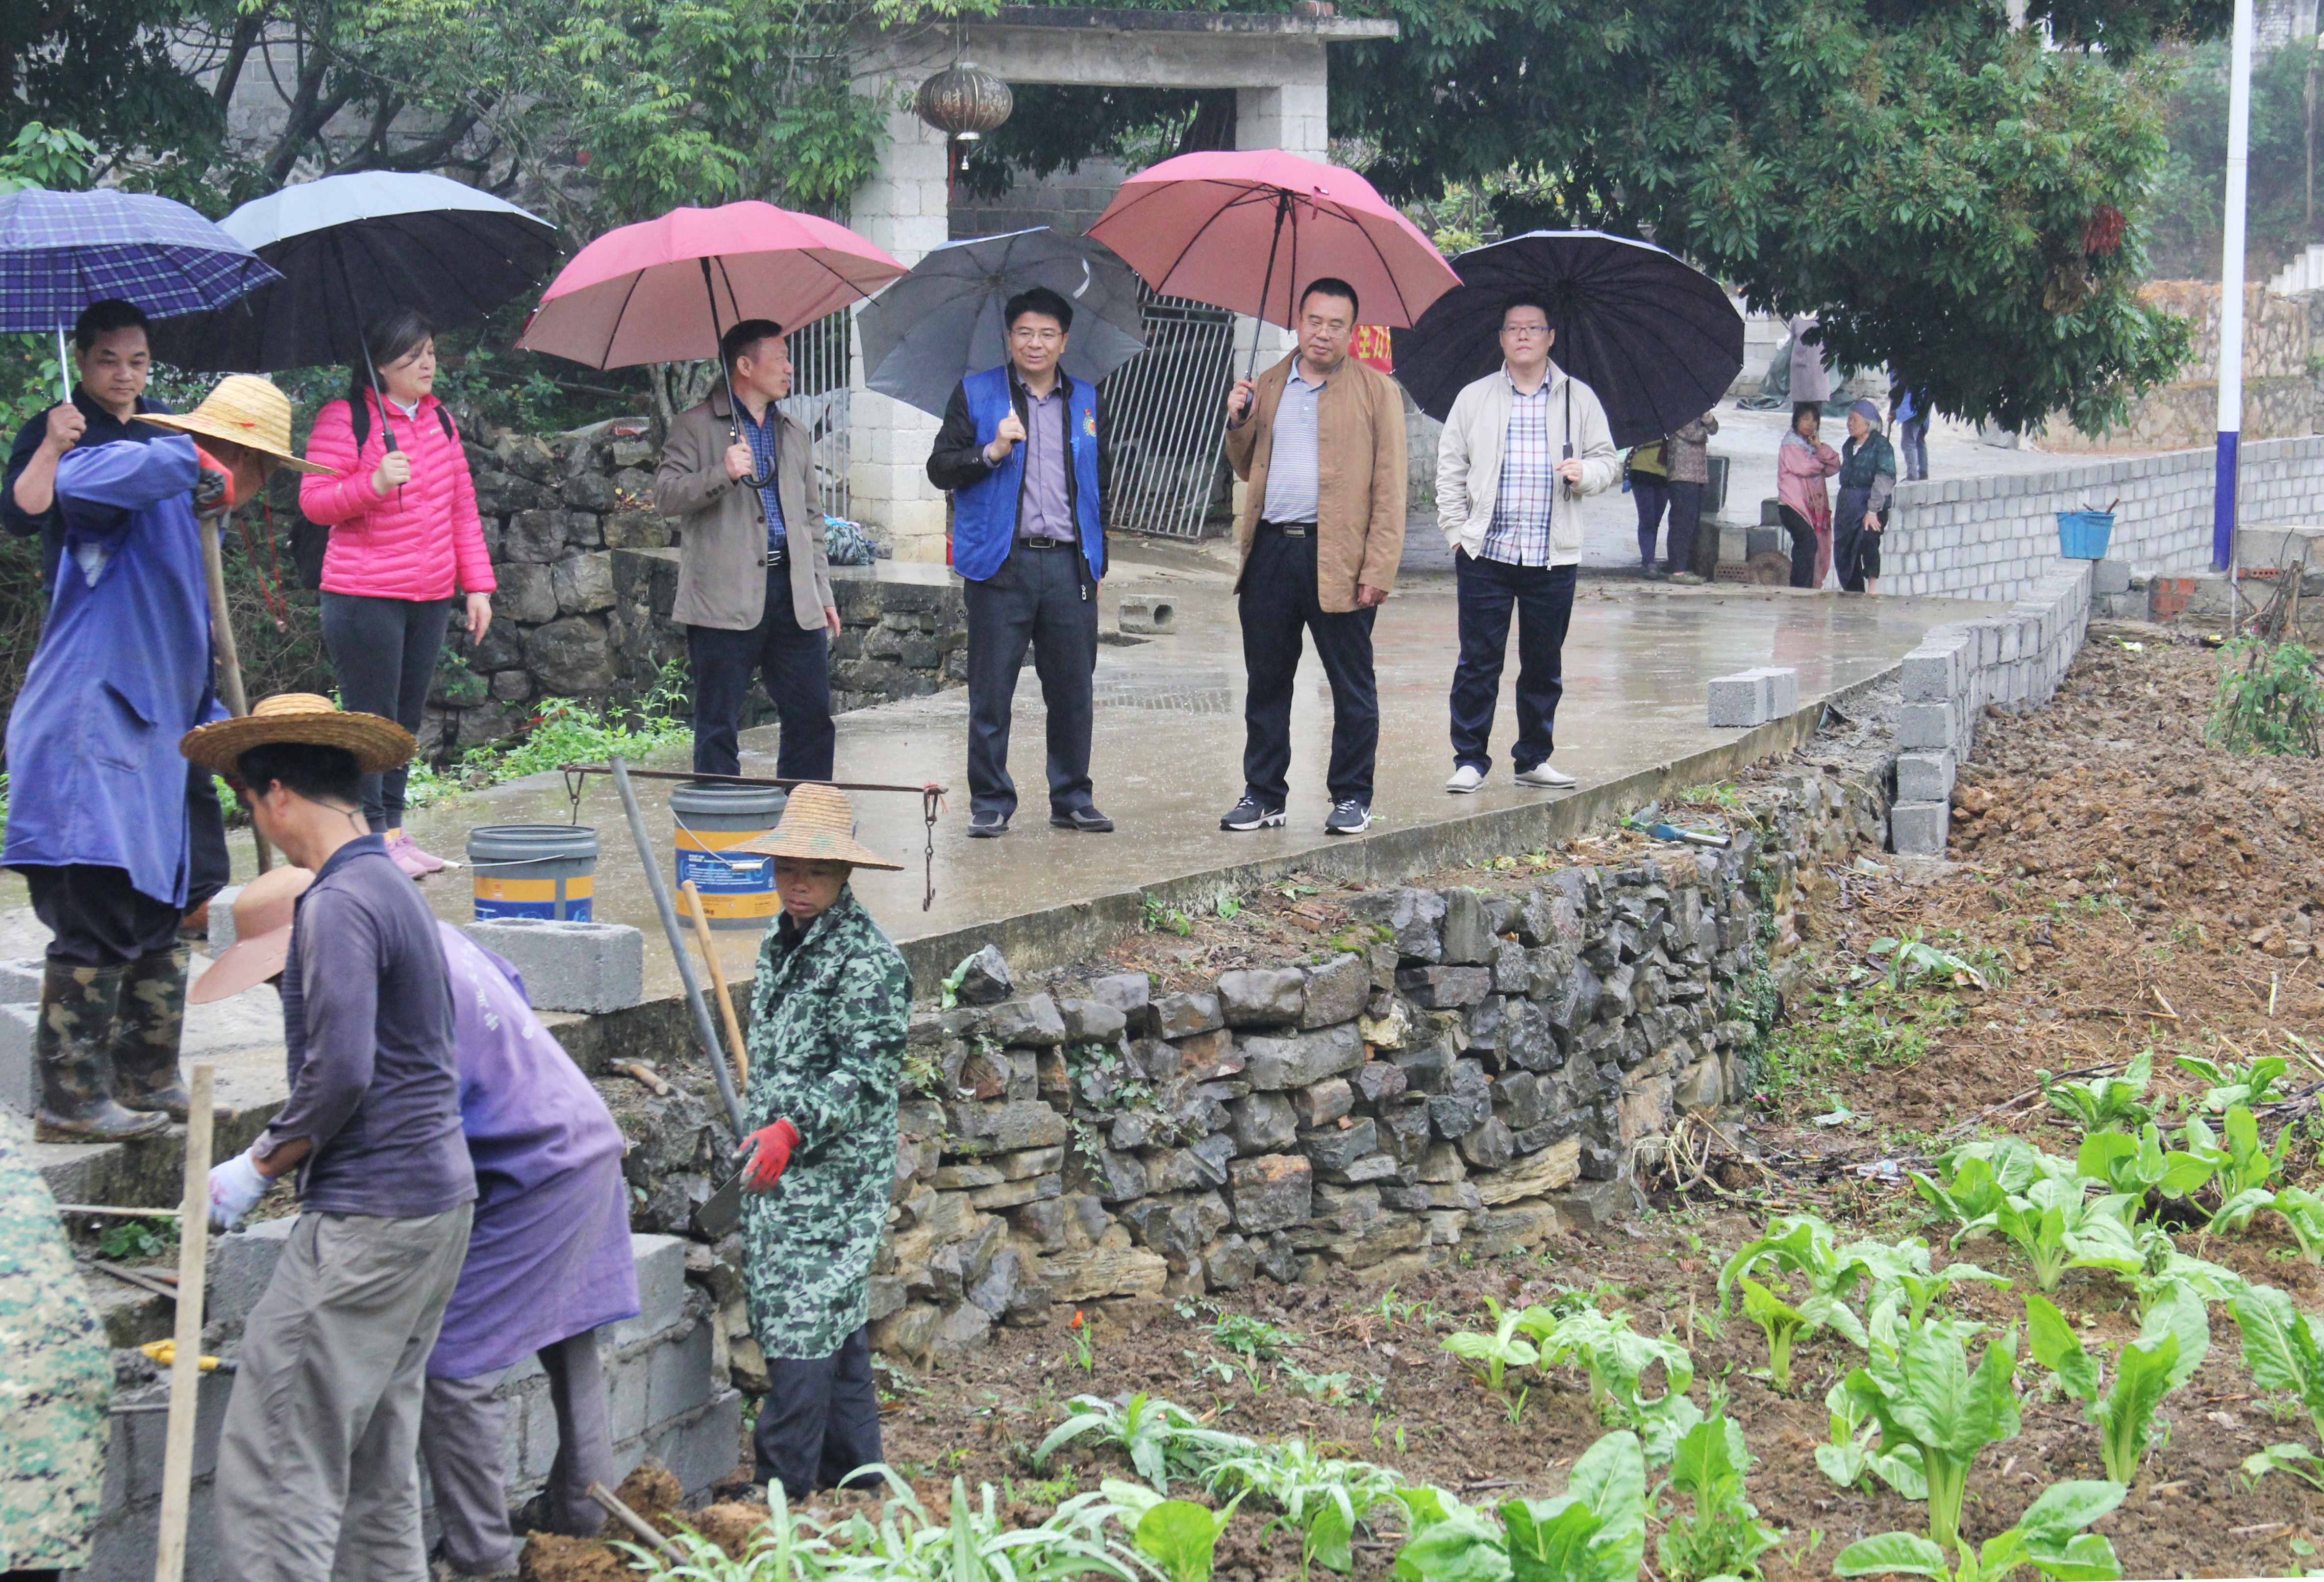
1450,552,1576,775
687,563,834,779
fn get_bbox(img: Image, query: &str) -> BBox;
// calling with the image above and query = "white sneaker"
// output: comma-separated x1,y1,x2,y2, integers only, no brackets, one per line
1444,764,1486,794
1515,761,1577,789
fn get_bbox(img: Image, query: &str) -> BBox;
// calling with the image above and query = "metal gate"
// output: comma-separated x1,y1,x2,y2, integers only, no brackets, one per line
1099,288,1237,538
780,312,852,519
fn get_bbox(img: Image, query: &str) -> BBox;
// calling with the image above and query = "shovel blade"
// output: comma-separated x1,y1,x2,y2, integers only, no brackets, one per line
692,1171,744,1239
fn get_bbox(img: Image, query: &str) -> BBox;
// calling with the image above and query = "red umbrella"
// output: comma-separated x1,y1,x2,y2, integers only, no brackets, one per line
515,201,905,368
1086,150,1457,348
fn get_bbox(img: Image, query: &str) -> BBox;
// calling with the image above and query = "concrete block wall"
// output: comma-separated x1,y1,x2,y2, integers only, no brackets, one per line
1888,562,2093,855
1879,435,2324,603
72,1233,742,1582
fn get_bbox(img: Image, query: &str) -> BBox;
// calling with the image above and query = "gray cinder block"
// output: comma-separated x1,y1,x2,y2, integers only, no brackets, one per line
1897,702,1958,750
1752,667,1800,717
207,887,243,956
1707,672,1769,728
1896,751,1957,804
0,958,41,1003
210,1217,297,1331
1899,649,1957,704
0,1002,35,1116
1118,593,1176,635
604,1233,689,1348
1891,800,1951,856
462,919,644,1014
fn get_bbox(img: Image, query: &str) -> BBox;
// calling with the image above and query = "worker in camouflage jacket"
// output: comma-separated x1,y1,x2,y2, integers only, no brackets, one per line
725,782,908,1500
0,1105,112,1571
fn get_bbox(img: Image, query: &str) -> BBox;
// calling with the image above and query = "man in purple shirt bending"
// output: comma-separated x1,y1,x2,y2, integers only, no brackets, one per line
185,694,475,1582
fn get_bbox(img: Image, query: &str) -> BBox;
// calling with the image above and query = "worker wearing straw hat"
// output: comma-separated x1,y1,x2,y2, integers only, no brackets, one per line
723,784,908,1500
181,694,477,1582
1,369,317,1142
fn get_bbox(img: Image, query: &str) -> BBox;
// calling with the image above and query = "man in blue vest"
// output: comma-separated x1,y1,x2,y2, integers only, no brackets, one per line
926,285,1110,838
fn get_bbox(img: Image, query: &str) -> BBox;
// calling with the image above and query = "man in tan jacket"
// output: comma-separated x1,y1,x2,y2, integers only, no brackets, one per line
654,319,838,780
1219,278,1406,836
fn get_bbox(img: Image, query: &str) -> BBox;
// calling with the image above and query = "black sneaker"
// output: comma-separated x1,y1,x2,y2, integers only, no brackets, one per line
1219,796,1286,832
1324,799,1372,835
1050,805,1114,833
967,810,1009,838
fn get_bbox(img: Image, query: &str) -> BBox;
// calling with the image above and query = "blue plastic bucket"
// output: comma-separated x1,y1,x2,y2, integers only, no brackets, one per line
2056,511,2114,559
468,825,598,921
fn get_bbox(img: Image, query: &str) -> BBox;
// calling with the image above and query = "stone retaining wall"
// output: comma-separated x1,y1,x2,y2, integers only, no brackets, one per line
1879,435,2324,604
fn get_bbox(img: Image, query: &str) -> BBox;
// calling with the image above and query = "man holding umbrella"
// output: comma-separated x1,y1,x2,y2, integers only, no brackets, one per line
1219,278,1406,837
1436,294,1619,794
925,285,1112,838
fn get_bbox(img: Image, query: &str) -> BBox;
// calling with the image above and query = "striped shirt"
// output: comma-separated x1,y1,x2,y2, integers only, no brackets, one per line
1479,377,1556,566
1259,367,1326,524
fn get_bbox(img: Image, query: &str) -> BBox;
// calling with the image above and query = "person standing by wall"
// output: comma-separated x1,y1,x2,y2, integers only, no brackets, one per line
1786,312,1832,421
721,785,908,1501
1435,294,1619,796
1626,436,1670,578
299,311,496,877
1219,278,1406,837
189,696,475,1582
1774,407,1841,590
657,319,840,785
925,286,1110,838
1664,411,1721,584
1833,398,1897,595
1890,376,1929,482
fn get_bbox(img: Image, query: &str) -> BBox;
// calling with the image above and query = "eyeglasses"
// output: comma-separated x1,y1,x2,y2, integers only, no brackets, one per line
1500,324,1551,339
1009,327,1065,344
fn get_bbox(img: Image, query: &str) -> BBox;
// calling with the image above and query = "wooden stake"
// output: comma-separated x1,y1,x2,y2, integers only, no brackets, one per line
586,1479,682,1560
683,879,750,1090
154,1063,215,1582
199,513,274,874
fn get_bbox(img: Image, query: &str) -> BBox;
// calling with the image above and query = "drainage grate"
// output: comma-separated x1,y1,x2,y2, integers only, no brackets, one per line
1091,672,1238,714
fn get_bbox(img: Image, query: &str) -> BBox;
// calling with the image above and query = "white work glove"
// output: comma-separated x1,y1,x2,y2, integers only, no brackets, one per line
208,1148,268,1232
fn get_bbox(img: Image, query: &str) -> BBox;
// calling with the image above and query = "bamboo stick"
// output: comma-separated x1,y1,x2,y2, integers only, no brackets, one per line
153,1063,216,1582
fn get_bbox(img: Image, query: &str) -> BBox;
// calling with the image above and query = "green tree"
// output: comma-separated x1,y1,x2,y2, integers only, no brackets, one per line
1330,0,2207,434
2148,35,2324,279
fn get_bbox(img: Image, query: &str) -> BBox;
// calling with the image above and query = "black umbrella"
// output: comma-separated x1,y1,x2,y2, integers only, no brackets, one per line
1390,230,1744,449
148,172,557,374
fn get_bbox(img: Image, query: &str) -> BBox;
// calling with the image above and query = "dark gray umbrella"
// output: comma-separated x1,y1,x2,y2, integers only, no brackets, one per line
147,172,557,373
857,227,1146,416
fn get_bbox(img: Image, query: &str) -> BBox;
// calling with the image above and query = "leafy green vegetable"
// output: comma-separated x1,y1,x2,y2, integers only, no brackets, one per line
1443,1297,1540,1394
2173,1052,2290,1112
2230,1281,2324,1443
1914,1155,2011,1247
1501,1431,1648,1582
1036,1394,1250,1492
2040,1053,2153,1134
1654,1414,1783,1582
1520,1307,1695,1439
2260,1184,2324,1263
2025,1286,2206,1483
1850,1237,2011,1328
1132,1498,1240,1582
1717,1213,1871,1347
2242,1442,2324,1493
1389,1487,1510,1582
1817,1379,1928,1499
1739,1277,1809,1394
1990,1179,2104,1293
1832,1479,2126,1582
1203,1439,1399,1578
2073,1125,2215,1202
1841,1319,2023,1548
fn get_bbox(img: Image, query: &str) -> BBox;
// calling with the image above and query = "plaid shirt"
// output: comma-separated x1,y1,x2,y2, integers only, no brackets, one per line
735,400,787,552
1479,376,1556,566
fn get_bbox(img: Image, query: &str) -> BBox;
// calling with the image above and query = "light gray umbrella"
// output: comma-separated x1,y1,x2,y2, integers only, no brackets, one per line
857,227,1147,416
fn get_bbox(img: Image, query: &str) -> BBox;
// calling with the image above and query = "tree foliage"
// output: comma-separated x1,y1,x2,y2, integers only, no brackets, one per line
1331,0,2209,433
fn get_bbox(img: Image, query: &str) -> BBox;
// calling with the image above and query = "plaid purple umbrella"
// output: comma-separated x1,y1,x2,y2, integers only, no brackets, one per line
0,187,281,395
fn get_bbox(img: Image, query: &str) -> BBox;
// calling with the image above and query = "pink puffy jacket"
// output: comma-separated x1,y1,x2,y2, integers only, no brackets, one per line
300,390,495,600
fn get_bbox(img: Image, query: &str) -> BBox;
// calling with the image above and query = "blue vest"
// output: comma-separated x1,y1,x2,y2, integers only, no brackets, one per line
951,366,1105,583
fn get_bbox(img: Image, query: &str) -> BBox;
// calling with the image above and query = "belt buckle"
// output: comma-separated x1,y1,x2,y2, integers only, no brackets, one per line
1278,523,1309,538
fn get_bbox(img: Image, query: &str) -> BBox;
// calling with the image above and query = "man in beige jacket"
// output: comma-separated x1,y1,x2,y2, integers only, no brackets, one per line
654,319,838,779
1219,278,1406,836
1436,293,1620,795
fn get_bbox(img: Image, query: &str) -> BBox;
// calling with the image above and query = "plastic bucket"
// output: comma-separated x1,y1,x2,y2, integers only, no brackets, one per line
672,783,787,930
468,825,598,921
2056,510,2115,559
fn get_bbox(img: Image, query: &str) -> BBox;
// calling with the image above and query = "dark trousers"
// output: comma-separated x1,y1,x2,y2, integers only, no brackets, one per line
1666,479,1705,576
1833,486,1876,593
1451,552,1575,776
420,1331,613,1574
753,1325,882,1501
320,592,452,830
962,542,1098,821
1899,420,1928,481
1239,525,1377,808
1776,504,1819,589
688,563,835,781
1630,477,1670,569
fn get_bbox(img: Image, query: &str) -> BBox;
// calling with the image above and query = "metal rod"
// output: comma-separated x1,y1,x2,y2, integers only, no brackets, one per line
562,762,942,797
154,1063,216,1582
607,756,747,1139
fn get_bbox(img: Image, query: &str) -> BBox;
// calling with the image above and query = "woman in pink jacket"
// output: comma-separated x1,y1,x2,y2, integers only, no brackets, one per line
300,311,495,876
1774,406,1842,590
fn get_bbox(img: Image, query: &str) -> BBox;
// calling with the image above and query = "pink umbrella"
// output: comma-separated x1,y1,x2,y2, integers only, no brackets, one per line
515,201,905,368
1087,150,1457,352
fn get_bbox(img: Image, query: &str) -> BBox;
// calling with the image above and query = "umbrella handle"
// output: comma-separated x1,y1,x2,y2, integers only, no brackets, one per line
56,326,71,404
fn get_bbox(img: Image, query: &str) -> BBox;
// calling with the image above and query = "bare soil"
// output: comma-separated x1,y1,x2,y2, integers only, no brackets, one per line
527,632,2324,1582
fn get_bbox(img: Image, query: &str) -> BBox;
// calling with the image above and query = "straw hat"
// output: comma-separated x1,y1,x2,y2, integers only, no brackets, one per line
142,375,334,476
190,865,314,1004
729,783,902,871
181,693,416,776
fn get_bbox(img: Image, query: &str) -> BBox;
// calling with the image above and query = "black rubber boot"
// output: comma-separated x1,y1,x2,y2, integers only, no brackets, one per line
34,961,168,1142
114,946,193,1120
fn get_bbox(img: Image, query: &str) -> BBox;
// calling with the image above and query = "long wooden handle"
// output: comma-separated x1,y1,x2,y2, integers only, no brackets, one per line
682,879,749,1090
199,513,275,874
154,1063,215,1582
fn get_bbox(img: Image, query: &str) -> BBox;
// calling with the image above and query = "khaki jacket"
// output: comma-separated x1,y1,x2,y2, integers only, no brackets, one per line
1435,363,1620,566
1224,352,1406,613
655,390,833,631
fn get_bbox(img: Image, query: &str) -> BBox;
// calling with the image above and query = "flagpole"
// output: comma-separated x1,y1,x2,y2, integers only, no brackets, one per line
2217,0,2255,639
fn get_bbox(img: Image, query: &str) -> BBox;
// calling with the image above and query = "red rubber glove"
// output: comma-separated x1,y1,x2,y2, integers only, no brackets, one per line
739,1118,801,1193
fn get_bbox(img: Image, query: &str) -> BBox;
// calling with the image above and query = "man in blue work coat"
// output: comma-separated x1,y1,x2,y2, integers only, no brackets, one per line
1,301,238,1140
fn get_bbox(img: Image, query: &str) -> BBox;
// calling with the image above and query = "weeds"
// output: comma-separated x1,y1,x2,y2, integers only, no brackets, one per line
2207,637,2322,756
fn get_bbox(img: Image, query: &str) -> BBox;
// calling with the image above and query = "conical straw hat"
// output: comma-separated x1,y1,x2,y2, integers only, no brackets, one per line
142,374,334,475
728,783,901,870
181,692,415,776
